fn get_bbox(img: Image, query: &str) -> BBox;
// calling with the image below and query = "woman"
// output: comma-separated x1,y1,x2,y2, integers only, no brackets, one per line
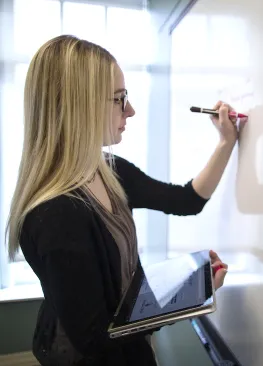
6,35,235,366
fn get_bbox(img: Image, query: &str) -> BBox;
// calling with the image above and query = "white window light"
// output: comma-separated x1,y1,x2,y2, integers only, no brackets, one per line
0,1,151,293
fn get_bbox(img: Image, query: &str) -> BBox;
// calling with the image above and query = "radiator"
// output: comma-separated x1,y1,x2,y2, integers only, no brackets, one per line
0,351,40,365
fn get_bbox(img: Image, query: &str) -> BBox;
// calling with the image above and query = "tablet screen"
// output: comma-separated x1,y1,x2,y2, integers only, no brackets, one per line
113,250,213,327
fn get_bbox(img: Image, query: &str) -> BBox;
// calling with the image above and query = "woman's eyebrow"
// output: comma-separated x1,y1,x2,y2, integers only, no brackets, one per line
114,88,126,94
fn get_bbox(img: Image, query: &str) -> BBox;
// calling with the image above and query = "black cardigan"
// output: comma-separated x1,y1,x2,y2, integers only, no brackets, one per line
20,156,209,366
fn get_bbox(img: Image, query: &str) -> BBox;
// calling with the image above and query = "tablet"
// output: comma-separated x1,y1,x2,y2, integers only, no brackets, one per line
108,250,216,338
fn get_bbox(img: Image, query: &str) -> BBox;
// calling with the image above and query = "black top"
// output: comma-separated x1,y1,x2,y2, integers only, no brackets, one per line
20,156,209,366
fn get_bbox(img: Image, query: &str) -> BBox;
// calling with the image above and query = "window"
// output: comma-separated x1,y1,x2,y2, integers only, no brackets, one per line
14,0,61,60
106,7,152,66
0,0,151,289
63,2,106,45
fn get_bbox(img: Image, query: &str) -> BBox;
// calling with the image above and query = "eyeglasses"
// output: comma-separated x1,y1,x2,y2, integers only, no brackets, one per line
113,89,128,112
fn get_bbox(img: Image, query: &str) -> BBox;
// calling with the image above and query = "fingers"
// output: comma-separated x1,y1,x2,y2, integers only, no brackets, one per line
211,260,228,272
211,101,236,127
209,250,228,290
212,101,223,111
230,117,237,126
215,268,228,289
210,251,228,271
219,103,230,121
209,249,221,263
212,101,234,113
239,117,247,131
219,103,236,121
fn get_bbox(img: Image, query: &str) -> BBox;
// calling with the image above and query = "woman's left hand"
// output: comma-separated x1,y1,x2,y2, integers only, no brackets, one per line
209,250,228,290
210,101,239,145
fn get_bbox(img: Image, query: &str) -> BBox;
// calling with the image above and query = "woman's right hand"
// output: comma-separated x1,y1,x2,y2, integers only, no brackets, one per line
210,101,240,145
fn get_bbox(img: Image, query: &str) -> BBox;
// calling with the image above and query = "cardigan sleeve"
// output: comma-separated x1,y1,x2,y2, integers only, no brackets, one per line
114,156,209,215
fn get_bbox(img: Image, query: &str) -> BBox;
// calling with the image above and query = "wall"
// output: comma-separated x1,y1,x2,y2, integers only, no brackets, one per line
153,321,213,366
0,300,41,354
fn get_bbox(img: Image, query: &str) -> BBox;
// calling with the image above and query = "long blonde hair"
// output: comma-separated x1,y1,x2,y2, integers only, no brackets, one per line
6,35,127,260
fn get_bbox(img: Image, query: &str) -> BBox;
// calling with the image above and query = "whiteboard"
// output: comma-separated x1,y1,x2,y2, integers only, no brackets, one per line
169,1,263,364
169,0,263,256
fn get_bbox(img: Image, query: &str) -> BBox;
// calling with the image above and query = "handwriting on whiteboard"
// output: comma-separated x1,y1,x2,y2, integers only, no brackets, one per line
218,78,255,111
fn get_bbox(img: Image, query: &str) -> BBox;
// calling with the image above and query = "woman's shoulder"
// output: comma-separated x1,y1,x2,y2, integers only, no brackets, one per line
22,193,95,256
24,193,92,233
112,154,142,180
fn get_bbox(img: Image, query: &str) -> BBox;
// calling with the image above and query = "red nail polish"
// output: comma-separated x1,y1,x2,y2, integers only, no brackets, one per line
213,265,224,273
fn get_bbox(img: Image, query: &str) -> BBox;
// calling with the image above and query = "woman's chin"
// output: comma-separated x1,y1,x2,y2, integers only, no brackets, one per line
103,133,122,147
114,133,122,145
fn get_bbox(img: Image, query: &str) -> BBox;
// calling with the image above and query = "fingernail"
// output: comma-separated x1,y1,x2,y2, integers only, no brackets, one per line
213,265,224,273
